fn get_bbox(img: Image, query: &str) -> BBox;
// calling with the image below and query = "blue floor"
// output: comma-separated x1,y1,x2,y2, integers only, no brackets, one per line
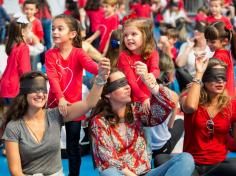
1,151,236,175
0,152,99,176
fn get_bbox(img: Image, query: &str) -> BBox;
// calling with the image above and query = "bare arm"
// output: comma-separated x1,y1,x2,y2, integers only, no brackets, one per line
62,58,110,122
82,41,102,62
86,30,101,44
175,40,194,67
181,56,209,114
5,141,24,176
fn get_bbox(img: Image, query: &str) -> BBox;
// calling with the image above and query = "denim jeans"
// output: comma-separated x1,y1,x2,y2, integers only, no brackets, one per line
99,152,194,176
65,121,82,176
41,18,52,50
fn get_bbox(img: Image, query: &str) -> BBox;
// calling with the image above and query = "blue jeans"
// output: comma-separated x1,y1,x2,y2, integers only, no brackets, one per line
65,121,82,176
100,152,194,176
41,18,52,50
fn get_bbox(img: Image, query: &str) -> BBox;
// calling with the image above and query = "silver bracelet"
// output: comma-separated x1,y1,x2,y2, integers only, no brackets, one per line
192,77,202,85
94,75,107,86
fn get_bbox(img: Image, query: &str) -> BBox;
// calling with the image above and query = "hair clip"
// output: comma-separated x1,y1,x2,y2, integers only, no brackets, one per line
111,39,120,49
225,23,233,31
13,12,24,19
16,15,29,24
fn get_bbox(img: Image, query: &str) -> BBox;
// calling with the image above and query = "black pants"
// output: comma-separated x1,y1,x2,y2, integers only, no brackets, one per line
152,119,184,167
193,158,236,176
65,121,81,176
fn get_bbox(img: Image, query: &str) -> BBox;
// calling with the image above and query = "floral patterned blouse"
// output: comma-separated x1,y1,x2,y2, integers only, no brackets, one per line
90,87,175,175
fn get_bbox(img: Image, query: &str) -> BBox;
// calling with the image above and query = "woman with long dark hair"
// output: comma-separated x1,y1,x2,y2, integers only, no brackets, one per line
89,64,195,176
2,58,110,176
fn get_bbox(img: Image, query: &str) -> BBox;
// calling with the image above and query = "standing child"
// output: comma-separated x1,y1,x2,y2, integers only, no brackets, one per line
23,0,44,71
204,21,236,96
117,18,160,115
45,14,98,176
206,0,233,30
0,15,31,106
86,0,119,54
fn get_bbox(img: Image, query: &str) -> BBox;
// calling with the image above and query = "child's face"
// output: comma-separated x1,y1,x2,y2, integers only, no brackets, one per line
123,25,143,54
102,3,116,17
207,39,223,51
168,37,177,46
209,0,222,16
23,4,38,19
52,18,75,45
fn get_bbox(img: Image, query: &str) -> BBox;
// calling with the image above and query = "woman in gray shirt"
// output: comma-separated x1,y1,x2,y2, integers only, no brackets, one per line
2,58,110,176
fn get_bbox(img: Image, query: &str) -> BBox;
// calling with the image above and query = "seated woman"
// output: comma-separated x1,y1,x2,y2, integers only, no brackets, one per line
2,58,110,176
89,62,195,176
181,57,236,176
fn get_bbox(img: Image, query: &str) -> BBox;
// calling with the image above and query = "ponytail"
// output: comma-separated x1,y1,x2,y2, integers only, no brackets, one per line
230,32,236,60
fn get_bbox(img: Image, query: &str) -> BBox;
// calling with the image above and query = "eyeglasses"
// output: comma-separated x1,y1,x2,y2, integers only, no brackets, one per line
206,119,214,139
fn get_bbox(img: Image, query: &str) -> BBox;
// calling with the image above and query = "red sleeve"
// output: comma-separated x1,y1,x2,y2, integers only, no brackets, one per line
33,19,44,41
148,51,160,78
18,44,31,75
231,99,236,123
78,49,98,75
45,50,64,100
117,52,149,102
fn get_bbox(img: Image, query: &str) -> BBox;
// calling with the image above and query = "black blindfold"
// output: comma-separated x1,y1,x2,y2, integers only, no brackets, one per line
106,77,128,93
202,68,226,83
19,77,47,95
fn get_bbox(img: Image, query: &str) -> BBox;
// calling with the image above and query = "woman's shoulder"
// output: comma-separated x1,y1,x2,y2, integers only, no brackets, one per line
90,114,109,129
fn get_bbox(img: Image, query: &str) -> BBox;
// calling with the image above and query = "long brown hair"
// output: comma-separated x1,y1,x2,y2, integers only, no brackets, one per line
53,14,82,48
200,58,230,109
5,20,28,55
89,69,134,126
121,18,156,60
3,71,48,129
105,29,122,68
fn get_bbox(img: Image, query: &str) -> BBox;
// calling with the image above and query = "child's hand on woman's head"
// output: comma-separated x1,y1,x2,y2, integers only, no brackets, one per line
142,98,150,115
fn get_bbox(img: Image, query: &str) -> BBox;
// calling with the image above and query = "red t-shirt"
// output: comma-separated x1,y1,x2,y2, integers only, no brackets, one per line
213,49,235,96
36,5,52,19
98,14,119,53
206,16,233,30
183,99,236,164
117,50,160,103
31,18,44,41
86,8,104,32
0,43,31,98
45,47,98,121
133,3,152,18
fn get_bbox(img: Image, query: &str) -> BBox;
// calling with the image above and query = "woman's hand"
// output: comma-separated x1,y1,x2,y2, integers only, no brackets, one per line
195,54,209,74
98,57,111,82
59,97,70,117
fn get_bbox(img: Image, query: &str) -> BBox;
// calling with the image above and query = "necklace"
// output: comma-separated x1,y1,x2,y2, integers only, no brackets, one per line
24,119,45,144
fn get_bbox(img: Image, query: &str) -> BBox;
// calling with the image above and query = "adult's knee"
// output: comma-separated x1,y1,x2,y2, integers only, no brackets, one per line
178,152,195,172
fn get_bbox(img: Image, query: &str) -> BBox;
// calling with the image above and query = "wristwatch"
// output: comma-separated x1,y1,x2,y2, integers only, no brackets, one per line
192,77,202,85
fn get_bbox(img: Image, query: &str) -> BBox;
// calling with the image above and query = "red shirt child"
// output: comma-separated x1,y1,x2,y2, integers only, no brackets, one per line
0,43,31,98
213,49,235,96
206,16,233,30
132,2,152,18
45,47,98,121
117,50,160,103
31,18,44,41
183,99,236,164
86,7,104,33
98,14,119,52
